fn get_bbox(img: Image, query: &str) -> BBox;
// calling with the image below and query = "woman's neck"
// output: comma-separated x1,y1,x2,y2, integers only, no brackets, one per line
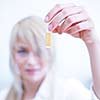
22,78,44,99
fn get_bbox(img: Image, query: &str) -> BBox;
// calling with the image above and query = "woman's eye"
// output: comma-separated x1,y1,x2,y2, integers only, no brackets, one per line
17,49,28,55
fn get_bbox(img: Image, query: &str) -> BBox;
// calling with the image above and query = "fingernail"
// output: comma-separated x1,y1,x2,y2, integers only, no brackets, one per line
48,24,53,31
44,16,49,22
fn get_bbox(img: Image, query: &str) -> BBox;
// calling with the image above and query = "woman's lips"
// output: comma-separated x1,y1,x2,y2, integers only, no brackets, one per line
26,68,40,75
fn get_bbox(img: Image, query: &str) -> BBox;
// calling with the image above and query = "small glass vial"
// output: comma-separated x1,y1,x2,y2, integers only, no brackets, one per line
46,32,51,48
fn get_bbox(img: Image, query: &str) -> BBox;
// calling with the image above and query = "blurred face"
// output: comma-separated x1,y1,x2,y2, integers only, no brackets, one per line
13,39,48,82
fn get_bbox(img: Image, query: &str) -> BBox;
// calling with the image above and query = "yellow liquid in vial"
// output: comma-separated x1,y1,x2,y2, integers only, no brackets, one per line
46,32,51,48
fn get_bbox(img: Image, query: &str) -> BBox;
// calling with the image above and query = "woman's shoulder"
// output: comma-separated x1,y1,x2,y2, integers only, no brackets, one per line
0,86,11,100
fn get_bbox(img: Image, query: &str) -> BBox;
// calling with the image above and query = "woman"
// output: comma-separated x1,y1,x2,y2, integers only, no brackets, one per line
0,3,99,100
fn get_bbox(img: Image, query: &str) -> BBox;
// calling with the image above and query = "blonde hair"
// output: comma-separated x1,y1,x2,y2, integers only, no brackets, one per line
9,15,55,99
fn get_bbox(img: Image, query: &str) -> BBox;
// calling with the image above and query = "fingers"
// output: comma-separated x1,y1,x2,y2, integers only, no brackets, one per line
66,20,94,35
60,12,89,32
45,3,75,22
46,6,83,31
48,6,83,31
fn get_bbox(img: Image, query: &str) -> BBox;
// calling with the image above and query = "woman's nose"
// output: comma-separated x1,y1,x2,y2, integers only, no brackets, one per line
27,53,37,65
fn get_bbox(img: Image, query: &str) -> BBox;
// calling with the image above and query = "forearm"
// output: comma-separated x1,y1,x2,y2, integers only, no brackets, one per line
85,37,100,99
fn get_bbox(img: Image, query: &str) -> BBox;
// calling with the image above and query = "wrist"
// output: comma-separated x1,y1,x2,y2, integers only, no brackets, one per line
82,31,100,46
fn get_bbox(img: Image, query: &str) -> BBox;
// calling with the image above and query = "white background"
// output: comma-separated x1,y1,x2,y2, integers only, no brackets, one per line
0,0,100,90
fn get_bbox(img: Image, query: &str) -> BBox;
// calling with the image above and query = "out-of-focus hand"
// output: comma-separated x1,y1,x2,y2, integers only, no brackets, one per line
44,3,96,44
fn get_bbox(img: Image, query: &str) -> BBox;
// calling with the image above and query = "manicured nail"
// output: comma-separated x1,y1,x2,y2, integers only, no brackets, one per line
44,16,49,22
48,24,53,31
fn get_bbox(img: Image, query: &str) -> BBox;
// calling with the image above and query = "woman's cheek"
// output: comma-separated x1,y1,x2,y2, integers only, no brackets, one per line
15,55,25,70
38,59,44,67
15,54,24,63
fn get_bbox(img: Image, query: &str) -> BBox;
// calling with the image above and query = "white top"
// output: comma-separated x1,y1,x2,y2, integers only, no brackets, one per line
0,71,99,100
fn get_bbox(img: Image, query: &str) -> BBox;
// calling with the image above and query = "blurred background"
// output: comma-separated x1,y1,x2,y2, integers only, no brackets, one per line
0,0,100,91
